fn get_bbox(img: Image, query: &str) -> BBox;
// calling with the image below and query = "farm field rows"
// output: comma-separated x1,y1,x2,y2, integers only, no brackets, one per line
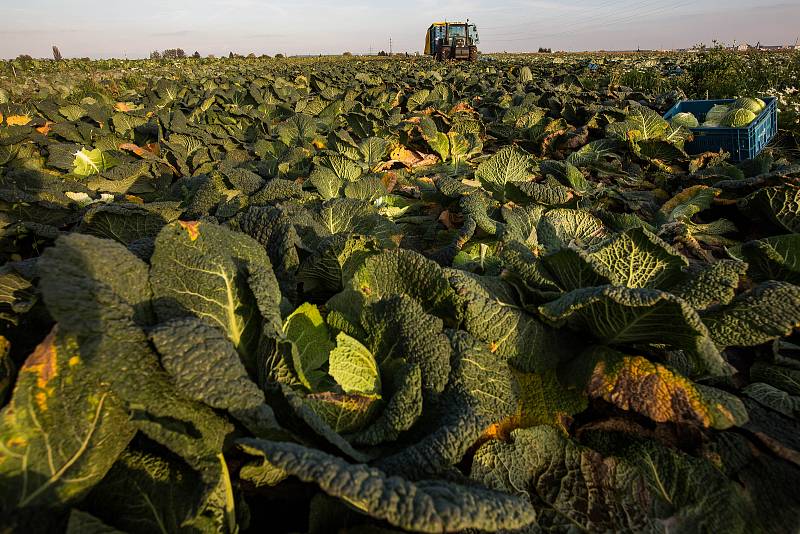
1,52,799,532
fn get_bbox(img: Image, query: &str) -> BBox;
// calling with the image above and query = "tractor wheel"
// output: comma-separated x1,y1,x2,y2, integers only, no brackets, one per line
469,46,478,61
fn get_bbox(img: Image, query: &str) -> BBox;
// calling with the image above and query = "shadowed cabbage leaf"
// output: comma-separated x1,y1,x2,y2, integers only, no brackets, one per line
238,439,536,533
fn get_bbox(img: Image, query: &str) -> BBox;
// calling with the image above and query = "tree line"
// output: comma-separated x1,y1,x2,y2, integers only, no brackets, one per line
150,49,199,59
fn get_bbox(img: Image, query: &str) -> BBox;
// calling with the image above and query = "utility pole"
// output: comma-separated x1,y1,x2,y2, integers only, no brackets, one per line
389,37,392,55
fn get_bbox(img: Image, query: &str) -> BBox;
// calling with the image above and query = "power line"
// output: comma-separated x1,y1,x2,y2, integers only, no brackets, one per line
486,0,694,46
481,0,627,36
480,0,621,32
485,0,676,37
483,0,667,39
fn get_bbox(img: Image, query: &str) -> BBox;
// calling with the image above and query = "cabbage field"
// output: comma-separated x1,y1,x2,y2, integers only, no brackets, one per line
1,52,799,533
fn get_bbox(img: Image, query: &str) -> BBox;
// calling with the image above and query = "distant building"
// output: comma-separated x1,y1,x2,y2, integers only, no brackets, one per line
675,43,794,53
732,42,793,52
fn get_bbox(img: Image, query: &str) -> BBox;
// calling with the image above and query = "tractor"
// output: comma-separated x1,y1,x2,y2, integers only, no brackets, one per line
424,21,479,61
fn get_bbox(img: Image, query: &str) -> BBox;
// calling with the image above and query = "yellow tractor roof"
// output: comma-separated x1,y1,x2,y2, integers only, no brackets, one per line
428,21,469,28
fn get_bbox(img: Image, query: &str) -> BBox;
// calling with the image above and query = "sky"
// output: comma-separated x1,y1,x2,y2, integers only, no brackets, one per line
1,0,798,58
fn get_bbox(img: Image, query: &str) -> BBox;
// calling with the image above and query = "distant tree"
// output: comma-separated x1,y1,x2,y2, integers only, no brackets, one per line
52,45,62,61
342,51,352,56
193,51,201,58
229,51,234,58
378,50,387,56
207,54,216,59
275,53,284,59
150,50,162,59
260,54,272,59
247,52,256,58
537,47,552,53
16,54,33,61
162,48,186,59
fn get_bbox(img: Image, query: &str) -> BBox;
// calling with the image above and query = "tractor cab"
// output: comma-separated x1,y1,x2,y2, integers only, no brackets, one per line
425,22,479,61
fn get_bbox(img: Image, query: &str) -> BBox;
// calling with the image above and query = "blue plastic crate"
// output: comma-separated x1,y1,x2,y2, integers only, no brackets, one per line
662,97,777,161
